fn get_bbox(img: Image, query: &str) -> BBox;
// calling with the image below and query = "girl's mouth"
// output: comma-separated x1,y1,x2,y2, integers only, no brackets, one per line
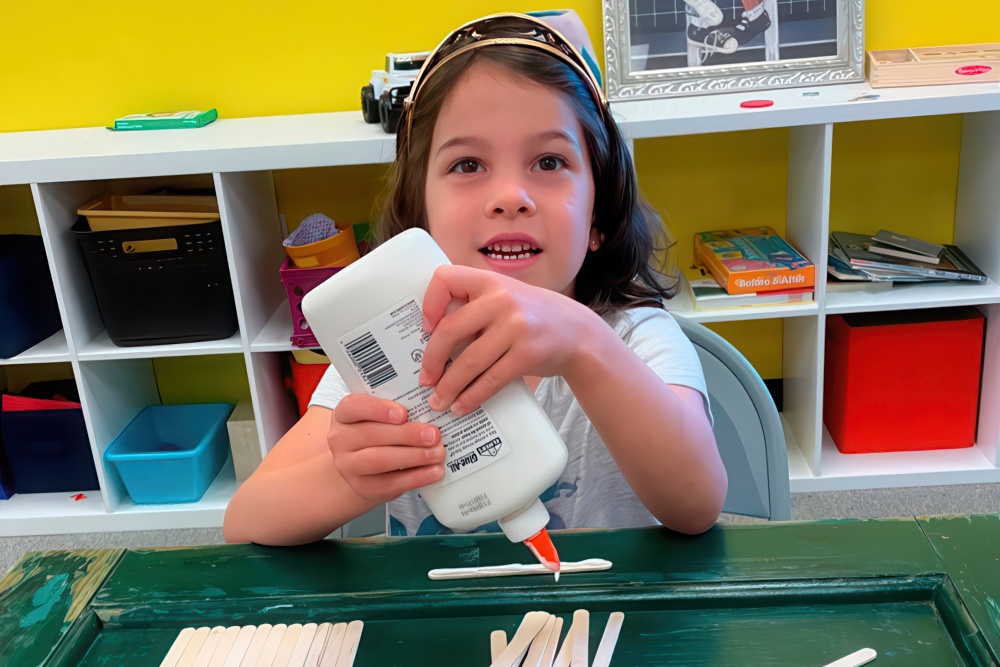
480,242,542,261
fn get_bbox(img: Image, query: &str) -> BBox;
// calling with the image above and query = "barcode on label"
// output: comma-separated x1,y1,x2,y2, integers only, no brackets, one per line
344,332,398,389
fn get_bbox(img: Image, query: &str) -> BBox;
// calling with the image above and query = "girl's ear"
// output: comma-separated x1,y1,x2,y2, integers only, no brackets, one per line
589,226,605,250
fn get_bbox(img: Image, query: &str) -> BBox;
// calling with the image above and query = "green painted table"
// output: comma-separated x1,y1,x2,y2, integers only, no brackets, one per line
1,516,999,666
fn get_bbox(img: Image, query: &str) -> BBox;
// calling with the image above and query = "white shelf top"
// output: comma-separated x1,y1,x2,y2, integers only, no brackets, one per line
0,330,70,365
824,278,1000,314
0,467,237,536
789,430,1000,492
0,112,396,186
0,490,109,536
3,81,998,187
252,301,299,352
613,79,1000,139
75,330,244,361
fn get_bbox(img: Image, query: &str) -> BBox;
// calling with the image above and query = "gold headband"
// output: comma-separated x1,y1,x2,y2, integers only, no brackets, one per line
399,13,608,156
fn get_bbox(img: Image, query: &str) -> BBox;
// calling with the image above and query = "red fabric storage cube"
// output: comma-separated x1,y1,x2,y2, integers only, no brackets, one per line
824,307,984,453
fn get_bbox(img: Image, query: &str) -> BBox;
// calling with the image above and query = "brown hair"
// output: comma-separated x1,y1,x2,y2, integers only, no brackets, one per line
377,47,678,314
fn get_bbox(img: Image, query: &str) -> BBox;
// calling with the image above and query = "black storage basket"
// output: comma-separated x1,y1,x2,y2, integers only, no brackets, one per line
72,218,239,346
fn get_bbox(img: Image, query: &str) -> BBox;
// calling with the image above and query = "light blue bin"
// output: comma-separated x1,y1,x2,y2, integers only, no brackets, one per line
105,403,235,504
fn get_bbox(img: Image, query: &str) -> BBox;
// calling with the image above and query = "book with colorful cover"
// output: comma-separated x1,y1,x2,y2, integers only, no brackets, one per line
694,227,815,295
684,265,813,310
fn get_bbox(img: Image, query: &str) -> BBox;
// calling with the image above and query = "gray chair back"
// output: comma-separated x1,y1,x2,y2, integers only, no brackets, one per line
674,316,791,520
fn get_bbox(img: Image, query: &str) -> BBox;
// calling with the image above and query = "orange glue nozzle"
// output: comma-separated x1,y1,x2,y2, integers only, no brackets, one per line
524,528,561,580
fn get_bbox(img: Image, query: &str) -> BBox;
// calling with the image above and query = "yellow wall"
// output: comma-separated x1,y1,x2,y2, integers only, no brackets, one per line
1,2,996,133
0,1,601,133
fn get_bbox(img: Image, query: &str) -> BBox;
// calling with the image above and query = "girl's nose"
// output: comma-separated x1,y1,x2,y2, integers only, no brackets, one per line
485,174,536,218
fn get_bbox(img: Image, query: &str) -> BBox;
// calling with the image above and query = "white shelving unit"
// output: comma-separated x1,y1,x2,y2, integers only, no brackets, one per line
1,80,999,535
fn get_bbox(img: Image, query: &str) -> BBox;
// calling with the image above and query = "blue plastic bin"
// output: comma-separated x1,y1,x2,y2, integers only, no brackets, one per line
105,403,235,504
0,235,62,359
1,380,99,494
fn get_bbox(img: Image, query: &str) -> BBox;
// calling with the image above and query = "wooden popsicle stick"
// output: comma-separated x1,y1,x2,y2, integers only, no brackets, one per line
176,627,211,667
287,623,319,667
490,630,508,661
333,620,364,667
224,625,260,667
190,626,227,667
272,623,303,665
161,627,196,667
822,648,878,667
207,627,243,667
591,612,624,667
552,620,573,667
491,612,550,667
255,623,287,666
304,623,333,667
523,615,557,667
236,624,273,667
318,622,348,667
539,617,564,667
429,559,611,580
570,610,589,667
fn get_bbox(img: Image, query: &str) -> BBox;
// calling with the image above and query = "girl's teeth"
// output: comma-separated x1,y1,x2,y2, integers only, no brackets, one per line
483,242,537,260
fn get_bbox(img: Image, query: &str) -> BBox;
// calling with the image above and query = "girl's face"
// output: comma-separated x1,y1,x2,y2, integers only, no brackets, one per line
424,61,598,298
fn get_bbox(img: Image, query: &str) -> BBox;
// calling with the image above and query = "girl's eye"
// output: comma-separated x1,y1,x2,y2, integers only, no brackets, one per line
536,156,566,171
451,159,482,174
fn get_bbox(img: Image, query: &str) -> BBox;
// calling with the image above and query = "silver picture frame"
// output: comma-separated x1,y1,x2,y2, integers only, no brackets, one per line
603,0,864,100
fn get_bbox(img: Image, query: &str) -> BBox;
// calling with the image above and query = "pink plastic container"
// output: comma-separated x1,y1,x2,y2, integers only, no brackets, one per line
279,257,342,347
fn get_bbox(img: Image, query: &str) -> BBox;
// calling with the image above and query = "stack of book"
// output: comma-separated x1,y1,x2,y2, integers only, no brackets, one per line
689,227,815,310
684,265,814,310
829,230,986,283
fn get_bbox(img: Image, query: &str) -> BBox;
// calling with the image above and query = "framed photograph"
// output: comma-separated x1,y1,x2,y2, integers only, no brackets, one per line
603,0,864,100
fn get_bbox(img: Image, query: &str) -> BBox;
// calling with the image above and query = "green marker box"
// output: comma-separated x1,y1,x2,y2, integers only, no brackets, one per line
113,108,218,131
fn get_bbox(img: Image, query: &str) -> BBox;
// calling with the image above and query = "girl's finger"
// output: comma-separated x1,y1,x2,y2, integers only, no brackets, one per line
333,393,408,425
421,290,510,385
329,420,440,455
350,464,446,501
427,330,509,412
422,266,476,331
342,443,446,478
449,352,523,416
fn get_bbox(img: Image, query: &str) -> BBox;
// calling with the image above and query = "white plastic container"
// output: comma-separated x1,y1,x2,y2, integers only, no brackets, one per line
301,228,568,565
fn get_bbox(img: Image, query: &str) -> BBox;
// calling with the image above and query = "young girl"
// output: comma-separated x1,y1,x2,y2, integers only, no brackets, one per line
223,11,727,546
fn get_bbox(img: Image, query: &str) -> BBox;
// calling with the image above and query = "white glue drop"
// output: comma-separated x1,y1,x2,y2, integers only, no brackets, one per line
302,228,569,567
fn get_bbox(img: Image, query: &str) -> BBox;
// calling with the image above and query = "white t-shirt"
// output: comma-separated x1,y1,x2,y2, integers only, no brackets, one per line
309,306,710,536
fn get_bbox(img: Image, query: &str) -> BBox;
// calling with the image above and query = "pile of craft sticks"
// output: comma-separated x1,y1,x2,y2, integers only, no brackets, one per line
159,619,363,666
489,609,624,667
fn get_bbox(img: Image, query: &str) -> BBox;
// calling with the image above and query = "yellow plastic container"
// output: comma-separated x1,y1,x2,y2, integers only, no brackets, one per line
77,195,220,231
290,349,330,365
284,223,361,268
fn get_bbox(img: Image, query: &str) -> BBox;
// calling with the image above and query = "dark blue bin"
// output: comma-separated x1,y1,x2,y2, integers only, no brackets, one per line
0,381,99,494
0,441,13,500
0,235,62,359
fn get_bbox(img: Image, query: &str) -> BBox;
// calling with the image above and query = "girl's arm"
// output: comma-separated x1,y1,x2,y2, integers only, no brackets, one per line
420,266,727,534
224,397,445,545
558,315,727,534
223,406,373,545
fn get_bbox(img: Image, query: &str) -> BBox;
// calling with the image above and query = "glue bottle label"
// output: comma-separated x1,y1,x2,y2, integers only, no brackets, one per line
338,297,512,484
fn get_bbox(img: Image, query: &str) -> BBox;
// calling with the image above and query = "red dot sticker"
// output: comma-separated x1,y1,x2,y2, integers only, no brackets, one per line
956,64,992,76
740,100,774,108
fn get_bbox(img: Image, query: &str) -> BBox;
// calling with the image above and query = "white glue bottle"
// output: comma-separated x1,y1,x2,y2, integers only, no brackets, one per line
301,228,568,573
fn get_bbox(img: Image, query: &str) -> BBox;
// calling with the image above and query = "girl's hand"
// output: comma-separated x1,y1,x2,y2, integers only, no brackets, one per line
329,394,445,502
419,264,599,414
